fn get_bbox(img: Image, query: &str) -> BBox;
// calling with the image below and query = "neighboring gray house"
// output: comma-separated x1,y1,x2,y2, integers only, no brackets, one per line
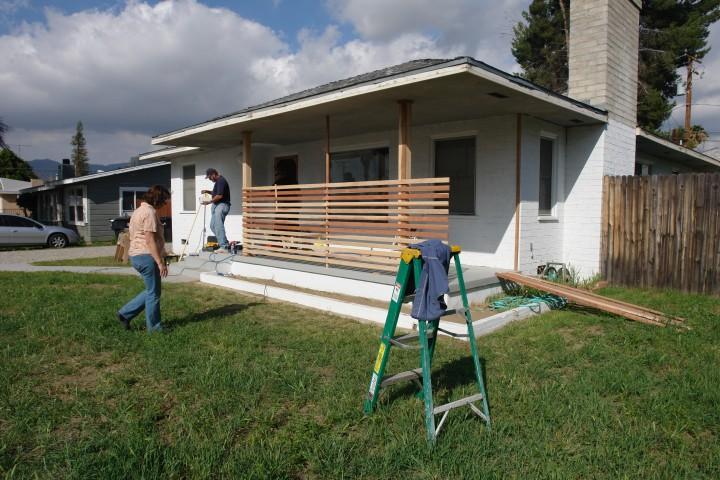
20,161,170,243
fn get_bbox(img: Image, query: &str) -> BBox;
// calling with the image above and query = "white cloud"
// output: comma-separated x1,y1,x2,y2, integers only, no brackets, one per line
1,0,455,164
326,0,526,71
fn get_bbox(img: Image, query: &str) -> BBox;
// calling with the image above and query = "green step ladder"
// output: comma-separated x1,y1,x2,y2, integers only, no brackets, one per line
363,245,491,443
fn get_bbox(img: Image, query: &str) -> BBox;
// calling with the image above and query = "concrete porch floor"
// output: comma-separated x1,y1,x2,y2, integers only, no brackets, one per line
231,254,503,295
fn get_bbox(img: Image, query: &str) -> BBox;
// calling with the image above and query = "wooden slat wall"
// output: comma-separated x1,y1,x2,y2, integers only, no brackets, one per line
243,177,449,272
601,173,720,294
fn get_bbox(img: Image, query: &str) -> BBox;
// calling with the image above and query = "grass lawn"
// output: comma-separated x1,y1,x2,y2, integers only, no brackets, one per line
31,256,123,267
1,273,719,478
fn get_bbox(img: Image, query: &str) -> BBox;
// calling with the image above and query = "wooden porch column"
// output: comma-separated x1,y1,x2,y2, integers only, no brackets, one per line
514,114,522,271
398,100,412,179
325,115,331,183
242,130,252,256
242,131,252,189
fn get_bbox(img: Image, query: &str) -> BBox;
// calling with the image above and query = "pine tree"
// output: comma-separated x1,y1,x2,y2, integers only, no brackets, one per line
70,121,89,176
512,0,720,132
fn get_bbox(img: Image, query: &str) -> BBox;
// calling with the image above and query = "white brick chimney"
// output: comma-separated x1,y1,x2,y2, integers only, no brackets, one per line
562,0,641,276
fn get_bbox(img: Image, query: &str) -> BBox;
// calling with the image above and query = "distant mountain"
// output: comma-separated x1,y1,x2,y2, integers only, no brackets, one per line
29,159,129,180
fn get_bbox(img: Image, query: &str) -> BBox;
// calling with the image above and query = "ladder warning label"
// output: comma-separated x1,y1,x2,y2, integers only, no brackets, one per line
391,282,401,302
374,344,385,373
368,373,378,397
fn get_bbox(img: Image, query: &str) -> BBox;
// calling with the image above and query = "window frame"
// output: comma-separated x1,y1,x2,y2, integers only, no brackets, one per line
538,133,560,220
118,187,149,216
181,164,196,213
65,185,87,226
431,134,477,217
329,145,390,183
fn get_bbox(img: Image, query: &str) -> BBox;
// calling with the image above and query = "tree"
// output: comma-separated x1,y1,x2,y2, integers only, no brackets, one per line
512,0,720,132
512,0,569,94
71,121,89,176
16,192,36,216
0,147,37,181
670,124,709,149
0,118,7,149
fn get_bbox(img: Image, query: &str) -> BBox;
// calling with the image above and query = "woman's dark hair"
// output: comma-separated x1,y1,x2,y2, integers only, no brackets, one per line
144,185,170,208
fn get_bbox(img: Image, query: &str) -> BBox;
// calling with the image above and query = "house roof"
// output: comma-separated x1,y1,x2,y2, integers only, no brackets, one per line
0,177,31,194
152,56,607,147
20,161,171,193
138,146,200,162
635,129,720,170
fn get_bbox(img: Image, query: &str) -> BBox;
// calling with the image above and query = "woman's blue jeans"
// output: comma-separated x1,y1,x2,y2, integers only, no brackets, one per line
119,254,162,332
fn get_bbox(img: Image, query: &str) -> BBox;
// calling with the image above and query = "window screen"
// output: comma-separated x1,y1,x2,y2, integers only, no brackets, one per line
183,165,196,211
330,148,389,183
538,138,554,215
434,137,475,215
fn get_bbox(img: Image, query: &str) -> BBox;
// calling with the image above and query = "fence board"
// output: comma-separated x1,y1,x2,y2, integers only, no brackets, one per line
602,173,720,294
242,177,449,272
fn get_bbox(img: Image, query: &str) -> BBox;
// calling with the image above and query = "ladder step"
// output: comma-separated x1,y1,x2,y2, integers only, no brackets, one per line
441,307,467,317
433,393,485,415
389,330,435,349
380,368,422,388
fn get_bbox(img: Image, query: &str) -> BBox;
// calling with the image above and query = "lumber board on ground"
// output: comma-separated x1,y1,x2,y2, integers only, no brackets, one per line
496,272,686,328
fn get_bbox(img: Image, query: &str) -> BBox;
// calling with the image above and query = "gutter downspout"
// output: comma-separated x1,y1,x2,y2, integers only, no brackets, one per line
514,113,522,271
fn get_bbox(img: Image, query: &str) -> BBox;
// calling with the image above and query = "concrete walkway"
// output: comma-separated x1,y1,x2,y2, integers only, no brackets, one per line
0,246,198,283
0,245,116,263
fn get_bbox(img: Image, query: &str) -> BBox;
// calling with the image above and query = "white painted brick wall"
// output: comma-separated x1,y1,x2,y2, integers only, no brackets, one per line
517,117,566,273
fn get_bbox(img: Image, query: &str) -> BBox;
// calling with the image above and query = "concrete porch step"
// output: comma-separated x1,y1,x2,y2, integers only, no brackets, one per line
200,272,548,339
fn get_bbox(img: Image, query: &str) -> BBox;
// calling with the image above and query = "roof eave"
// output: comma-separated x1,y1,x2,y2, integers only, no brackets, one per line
152,58,606,146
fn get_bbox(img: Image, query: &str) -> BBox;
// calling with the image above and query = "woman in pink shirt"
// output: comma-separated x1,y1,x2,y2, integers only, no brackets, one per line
117,185,170,332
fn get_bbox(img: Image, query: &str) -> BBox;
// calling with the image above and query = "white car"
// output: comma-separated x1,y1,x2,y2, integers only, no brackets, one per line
0,214,81,248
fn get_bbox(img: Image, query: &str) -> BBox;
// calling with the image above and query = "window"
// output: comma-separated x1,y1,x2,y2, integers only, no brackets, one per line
2,215,39,228
119,188,148,216
65,186,86,224
434,137,475,215
274,156,298,185
330,148,389,183
182,165,196,211
635,163,652,176
538,137,555,216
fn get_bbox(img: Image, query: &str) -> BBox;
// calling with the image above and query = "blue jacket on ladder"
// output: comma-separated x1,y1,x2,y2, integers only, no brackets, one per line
410,239,451,321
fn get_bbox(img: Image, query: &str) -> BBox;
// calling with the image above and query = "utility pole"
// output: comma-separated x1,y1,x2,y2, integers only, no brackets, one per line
11,144,31,157
684,53,695,144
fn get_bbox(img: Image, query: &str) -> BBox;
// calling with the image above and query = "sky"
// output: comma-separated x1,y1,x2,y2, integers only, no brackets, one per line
1,0,720,167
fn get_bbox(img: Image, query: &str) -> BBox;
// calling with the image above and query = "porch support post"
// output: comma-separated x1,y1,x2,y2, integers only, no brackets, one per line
242,130,252,257
242,131,252,190
325,115,331,183
398,100,412,179
514,114,522,271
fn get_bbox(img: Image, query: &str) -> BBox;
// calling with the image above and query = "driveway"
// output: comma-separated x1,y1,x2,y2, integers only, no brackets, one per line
0,245,116,264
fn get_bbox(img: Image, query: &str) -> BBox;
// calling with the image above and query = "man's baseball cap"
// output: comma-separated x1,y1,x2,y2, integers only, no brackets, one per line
205,168,218,178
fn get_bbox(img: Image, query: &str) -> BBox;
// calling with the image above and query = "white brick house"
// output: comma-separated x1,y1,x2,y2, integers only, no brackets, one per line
141,0,719,283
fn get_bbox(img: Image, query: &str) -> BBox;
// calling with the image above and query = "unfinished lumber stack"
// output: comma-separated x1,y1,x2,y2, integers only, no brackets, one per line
496,272,686,328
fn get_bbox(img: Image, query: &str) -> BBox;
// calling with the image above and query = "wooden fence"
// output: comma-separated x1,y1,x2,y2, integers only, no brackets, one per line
601,173,720,294
242,177,449,272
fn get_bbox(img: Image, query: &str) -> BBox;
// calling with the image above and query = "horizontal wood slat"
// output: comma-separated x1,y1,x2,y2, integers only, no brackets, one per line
242,177,450,271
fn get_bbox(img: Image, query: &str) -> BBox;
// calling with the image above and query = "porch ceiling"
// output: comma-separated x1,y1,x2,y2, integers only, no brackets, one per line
157,69,607,148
